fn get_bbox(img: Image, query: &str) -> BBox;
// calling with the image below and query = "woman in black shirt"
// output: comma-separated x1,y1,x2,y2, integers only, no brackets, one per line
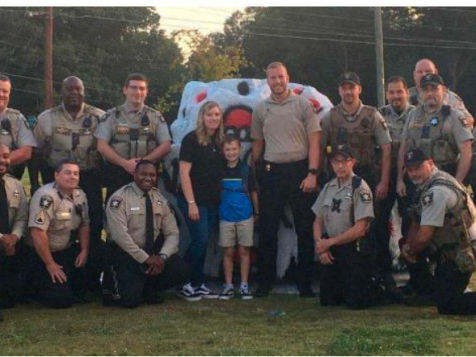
177,101,225,301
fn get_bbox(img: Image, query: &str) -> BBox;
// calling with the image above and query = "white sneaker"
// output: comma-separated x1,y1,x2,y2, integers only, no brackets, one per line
176,284,202,302
218,285,235,300
195,284,218,299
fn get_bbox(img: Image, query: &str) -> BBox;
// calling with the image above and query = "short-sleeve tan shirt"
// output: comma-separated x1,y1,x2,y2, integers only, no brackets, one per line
312,175,374,237
251,91,321,163
27,183,89,252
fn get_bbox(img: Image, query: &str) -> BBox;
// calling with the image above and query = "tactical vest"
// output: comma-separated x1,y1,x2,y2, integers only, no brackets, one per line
45,105,101,171
416,170,476,273
404,105,458,169
329,106,381,174
0,108,21,150
108,106,159,160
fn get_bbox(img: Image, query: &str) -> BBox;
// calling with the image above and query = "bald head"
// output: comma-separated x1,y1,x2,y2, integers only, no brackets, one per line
414,59,438,89
62,76,85,109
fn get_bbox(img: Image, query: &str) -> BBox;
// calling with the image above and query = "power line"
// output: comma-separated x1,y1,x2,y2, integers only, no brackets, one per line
244,31,476,50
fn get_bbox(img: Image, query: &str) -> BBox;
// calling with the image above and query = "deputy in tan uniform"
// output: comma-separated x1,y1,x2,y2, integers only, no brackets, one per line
0,75,37,179
26,161,90,308
251,61,320,298
0,144,28,314
313,145,381,309
398,73,473,187
102,160,189,308
377,76,415,280
34,76,105,291
96,73,171,202
320,72,398,300
401,148,476,315
409,58,473,128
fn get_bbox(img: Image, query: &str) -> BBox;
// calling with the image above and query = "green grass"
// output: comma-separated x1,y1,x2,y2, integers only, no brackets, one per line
2,295,476,355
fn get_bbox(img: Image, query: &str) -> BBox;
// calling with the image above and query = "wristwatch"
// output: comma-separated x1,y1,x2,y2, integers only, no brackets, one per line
308,168,318,176
159,253,169,262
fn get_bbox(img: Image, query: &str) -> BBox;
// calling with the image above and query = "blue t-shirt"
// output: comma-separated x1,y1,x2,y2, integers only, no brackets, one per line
219,162,256,222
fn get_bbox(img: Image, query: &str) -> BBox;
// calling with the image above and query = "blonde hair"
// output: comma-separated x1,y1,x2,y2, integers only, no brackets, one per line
266,61,287,75
195,101,224,147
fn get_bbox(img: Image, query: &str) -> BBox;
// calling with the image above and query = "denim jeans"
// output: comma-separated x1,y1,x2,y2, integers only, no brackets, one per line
177,196,218,287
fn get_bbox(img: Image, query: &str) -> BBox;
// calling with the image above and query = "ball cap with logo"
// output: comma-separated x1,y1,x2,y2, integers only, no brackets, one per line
404,148,430,168
338,72,361,86
420,73,444,88
327,144,354,159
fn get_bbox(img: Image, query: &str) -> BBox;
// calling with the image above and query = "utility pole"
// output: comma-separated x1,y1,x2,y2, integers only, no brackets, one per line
44,7,53,110
374,7,385,108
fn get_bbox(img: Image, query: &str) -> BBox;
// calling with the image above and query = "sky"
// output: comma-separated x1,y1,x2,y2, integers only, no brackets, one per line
156,7,245,55
156,7,244,35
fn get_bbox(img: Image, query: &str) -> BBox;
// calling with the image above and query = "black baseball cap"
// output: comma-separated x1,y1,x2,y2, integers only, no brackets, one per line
404,148,430,168
327,144,354,159
420,73,444,88
339,72,361,86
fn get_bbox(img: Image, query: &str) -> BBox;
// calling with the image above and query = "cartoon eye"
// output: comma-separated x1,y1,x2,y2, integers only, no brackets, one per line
237,81,250,96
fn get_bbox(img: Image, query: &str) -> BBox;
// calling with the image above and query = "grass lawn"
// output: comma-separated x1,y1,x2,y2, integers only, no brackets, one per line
1,294,476,356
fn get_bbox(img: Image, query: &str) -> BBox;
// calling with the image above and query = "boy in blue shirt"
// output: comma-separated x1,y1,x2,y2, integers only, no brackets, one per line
218,135,259,300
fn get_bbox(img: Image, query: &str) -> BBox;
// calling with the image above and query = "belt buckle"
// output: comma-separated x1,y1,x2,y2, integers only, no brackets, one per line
265,164,271,172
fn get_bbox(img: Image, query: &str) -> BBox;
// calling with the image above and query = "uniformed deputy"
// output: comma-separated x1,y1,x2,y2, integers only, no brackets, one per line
0,75,37,179
0,144,28,312
397,73,473,186
25,161,89,308
313,145,381,309
251,62,320,298
102,160,189,308
96,73,171,202
320,72,398,300
377,76,415,269
34,76,105,291
409,59,474,128
401,148,476,315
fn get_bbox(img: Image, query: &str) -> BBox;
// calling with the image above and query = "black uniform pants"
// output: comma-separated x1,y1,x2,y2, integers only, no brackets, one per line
43,165,105,290
258,159,316,291
24,244,87,309
104,248,190,308
320,244,381,309
435,260,476,315
374,172,416,273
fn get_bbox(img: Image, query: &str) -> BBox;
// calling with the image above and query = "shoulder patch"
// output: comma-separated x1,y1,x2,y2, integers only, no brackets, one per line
359,190,372,203
110,196,123,209
39,195,54,209
459,116,470,128
35,210,46,225
378,116,388,130
422,191,434,206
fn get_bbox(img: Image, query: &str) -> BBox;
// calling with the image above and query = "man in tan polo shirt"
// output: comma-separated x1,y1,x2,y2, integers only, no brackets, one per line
251,61,321,298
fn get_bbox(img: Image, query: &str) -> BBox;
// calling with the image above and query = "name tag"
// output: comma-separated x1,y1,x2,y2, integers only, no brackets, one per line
57,212,72,220
130,207,140,211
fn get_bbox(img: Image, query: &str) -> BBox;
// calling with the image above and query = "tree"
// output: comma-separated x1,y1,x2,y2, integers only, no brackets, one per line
0,7,185,116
